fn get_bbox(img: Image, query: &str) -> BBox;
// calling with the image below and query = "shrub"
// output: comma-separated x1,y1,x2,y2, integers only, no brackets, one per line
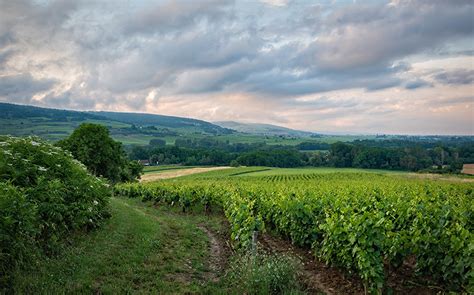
0,183,38,287
0,136,111,289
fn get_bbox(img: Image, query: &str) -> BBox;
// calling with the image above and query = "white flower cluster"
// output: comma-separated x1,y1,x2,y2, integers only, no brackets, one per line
37,166,48,172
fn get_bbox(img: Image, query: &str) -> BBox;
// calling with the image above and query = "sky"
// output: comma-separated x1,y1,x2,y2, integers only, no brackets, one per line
0,0,473,135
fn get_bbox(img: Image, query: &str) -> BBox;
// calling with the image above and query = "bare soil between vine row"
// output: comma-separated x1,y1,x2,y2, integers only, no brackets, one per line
259,233,444,295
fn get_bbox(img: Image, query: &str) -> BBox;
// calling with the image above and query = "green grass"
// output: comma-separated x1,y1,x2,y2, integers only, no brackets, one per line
12,197,227,294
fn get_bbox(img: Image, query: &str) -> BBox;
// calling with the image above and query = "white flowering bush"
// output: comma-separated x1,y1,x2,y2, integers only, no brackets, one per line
0,136,111,288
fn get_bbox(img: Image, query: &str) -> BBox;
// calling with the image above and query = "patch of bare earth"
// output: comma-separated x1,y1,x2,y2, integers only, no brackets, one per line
259,234,360,295
405,173,474,183
140,167,232,182
260,234,444,295
197,224,231,282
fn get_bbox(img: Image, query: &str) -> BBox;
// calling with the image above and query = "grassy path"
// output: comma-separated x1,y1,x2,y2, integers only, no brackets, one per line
12,198,228,294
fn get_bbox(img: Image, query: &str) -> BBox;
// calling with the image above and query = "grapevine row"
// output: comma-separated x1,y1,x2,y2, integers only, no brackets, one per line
114,173,473,292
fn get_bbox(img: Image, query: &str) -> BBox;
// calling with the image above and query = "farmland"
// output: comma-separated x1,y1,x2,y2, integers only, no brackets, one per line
116,167,474,293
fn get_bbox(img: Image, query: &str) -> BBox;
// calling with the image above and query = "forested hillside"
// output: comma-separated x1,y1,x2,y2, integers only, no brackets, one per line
0,103,232,143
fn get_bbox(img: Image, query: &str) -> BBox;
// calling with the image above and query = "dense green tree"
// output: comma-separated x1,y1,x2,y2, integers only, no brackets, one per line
125,136,471,172
329,142,354,167
58,123,141,182
149,138,166,147
119,160,143,182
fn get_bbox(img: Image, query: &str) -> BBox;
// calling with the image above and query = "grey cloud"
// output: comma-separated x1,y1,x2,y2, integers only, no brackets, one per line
0,32,15,48
93,29,264,94
0,0,78,36
122,0,234,36
41,89,97,110
306,0,473,72
434,69,474,85
4,0,470,100
404,79,433,90
291,96,360,110
433,96,474,106
0,49,15,68
0,73,56,103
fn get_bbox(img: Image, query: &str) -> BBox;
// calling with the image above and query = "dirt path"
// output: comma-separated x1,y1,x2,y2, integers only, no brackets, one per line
140,167,232,182
120,198,231,286
197,224,229,282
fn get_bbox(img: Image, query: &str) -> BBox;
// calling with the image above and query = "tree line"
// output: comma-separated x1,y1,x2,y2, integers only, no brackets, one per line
128,137,474,172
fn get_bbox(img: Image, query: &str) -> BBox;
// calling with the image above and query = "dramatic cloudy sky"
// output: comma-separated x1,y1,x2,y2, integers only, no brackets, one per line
0,0,473,134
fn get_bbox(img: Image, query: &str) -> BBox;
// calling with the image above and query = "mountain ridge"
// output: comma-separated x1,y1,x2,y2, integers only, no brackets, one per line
0,102,232,134
214,121,318,137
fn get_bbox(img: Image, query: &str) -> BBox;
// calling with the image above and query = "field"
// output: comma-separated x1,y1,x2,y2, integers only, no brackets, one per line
116,167,473,293
0,116,372,147
0,118,131,142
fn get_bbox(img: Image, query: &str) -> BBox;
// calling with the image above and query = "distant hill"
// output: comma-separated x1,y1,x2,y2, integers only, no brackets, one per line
0,102,233,144
90,111,232,135
214,121,318,137
0,102,107,121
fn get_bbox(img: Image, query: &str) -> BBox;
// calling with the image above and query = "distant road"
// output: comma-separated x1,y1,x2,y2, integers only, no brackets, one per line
140,167,231,182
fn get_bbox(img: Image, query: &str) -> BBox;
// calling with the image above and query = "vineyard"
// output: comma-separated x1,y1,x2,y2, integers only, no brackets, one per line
115,172,474,292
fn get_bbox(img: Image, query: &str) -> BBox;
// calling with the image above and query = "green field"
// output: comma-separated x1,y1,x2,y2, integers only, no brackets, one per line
231,167,405,177
117,168,473,293
0,116,371,146
0,118,131,142
172,166,408,180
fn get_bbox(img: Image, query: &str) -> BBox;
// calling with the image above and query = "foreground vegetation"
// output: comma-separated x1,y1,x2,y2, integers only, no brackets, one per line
116,170,473,293
0,136,110,290
11,197,217,293
11,197,304,294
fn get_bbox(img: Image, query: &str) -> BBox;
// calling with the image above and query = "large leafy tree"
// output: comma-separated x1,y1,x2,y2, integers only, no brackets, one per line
58,123,141,182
